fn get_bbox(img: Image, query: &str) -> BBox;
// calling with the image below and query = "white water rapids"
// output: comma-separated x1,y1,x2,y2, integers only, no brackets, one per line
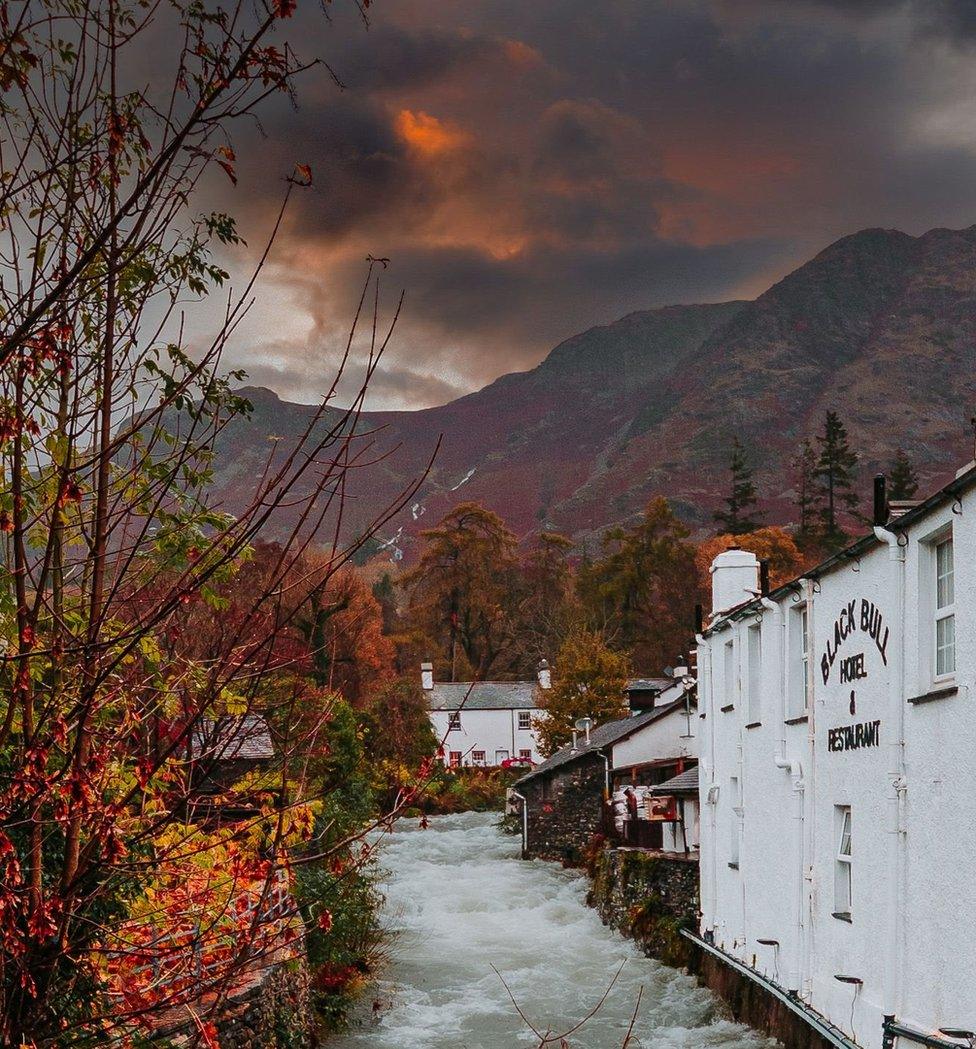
332,812,777,1049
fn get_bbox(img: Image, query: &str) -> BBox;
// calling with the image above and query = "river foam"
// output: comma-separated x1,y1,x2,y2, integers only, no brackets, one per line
332,811,777,1049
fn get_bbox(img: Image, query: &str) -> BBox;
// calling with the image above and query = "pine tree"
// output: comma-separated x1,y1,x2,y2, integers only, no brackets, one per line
714,437,764,535
815,411,859,550
888,448,919,500
791,438,820,544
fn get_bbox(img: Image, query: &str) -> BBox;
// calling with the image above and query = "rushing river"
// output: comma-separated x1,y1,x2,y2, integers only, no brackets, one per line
332,812,776,1049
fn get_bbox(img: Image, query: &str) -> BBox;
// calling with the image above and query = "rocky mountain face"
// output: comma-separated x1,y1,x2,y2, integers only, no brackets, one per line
209,224,976,557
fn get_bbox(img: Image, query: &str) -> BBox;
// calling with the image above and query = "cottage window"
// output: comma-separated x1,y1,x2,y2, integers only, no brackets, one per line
447,712,461,732
935,535,955,679
787,604,809,719
471,750,486,765
519,749,532,760
518,710,532,730
449,751,462,768
834,806,853,919
723,639,736,708
746,623,762,724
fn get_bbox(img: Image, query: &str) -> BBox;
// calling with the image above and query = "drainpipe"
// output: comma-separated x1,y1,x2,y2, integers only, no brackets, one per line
873,521,907,1022
599,751,610,798
698,635,719,935
763,592,805,996
511,790,528,857
803,575,817,1000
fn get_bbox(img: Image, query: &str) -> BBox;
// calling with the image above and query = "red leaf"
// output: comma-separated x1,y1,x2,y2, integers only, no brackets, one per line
317,909,333,932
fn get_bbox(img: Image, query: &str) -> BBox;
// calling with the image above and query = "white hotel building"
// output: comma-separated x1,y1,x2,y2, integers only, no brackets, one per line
696,464,976,1049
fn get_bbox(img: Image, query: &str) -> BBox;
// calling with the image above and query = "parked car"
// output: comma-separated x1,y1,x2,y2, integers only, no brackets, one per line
501,756,534,769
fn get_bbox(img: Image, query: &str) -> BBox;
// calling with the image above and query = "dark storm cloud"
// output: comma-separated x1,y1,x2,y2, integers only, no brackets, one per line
216,0,976,409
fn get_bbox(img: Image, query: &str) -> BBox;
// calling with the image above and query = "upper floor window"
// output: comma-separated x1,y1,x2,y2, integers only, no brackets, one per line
834,805,853,919
448,712,461,732
788,604,809,719
518,710,532,730
935,535,955,679
746,623,762,724
723,639,736,708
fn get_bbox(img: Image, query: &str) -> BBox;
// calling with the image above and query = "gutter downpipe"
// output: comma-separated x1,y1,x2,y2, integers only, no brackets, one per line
510,790,528,858
764,592,805,996
874,524,907,1026
803,575,818,1002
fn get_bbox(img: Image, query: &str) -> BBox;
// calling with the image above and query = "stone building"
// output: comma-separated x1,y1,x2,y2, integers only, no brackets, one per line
696,463,976,1049
512,690,696,863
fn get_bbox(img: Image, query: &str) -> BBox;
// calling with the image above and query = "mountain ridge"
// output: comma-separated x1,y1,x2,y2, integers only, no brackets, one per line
211,223,976,557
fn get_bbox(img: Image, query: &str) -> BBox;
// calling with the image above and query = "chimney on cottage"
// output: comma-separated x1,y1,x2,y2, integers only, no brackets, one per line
710,548,761,616
421,661,434,691
537,659,551,690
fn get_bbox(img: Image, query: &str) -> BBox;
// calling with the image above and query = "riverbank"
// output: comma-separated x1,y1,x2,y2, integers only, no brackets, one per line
330,812,775,1049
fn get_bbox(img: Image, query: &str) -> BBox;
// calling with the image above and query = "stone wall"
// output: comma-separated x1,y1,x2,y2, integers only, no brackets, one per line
519,754,606,864
587,847,699,968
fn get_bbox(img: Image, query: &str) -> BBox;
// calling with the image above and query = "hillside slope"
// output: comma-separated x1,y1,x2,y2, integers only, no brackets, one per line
209,224,976,555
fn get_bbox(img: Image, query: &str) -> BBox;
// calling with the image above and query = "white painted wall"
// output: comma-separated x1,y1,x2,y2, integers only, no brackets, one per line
429,708,542,766
698,488,976,1048
610,706,697,770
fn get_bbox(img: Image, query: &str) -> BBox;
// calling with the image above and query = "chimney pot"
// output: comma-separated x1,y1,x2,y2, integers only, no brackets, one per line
537,659,552,690
421,661,434,691
873,474,888,528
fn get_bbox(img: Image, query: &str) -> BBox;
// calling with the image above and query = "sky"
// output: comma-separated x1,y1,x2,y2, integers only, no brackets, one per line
214,0,976,409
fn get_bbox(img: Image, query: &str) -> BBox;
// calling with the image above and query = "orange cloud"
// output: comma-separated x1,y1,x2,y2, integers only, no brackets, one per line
395,109,470,155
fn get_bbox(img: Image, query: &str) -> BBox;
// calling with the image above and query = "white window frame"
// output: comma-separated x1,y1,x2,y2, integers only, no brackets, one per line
447,711,461,732
519,748,532,760
934,533,956,682
495,749,509,764
729,775,741,869
517,710,532,730
920,523,956,688
834,805,852,918
747,621,762,724
787,603,809,720
723,639,736,708
471,750,486,766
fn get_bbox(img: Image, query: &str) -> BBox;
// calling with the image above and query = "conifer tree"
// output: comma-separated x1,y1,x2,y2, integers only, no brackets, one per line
815,411,860,550
714,437,764,535
791,438,820,545
888,448,919,500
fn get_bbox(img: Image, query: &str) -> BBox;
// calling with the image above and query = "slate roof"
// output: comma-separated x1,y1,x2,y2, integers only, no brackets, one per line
514,693,693,786
650,765,699,796
427,681,539,711
191,715,275,762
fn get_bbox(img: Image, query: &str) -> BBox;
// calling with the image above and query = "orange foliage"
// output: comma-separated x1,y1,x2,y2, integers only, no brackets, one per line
695,527,813,601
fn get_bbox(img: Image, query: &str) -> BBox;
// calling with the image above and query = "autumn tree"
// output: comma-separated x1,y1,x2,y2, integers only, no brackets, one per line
888,447,920,500
815,411,861,550
511,531,581,670
0,1,424,1041
578,498,696,674
402,503,522,680
714,437,763,534
695,527,810,605
533,630,631,757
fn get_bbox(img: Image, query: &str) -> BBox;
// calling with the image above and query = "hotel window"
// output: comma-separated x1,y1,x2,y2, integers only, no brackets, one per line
723,639,736,708
935,534,956,679
729,775,741,869
746,623,762,724
834,806,853,919
447,712,461,732
471,750,486,765
787,604,809,719
518,710,532,730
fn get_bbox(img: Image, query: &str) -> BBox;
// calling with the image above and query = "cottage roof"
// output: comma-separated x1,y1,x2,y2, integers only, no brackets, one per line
650,765,699,796
703,460,976,639
191,715,274,762
513,692,694,786
427,681,539,711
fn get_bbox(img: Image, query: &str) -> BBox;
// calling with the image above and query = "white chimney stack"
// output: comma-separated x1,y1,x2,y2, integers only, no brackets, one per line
537,659,551,690
710,548,761,616
421,661,434,691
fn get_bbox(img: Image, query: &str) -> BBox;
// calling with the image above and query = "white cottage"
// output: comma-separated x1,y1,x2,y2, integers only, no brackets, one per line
696,463,976,1049
424,661,548,767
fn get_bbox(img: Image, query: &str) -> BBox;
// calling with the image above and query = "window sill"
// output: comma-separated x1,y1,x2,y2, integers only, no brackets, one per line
784,714,809,725
907,685,958,706
745,720,762,730
720,703,735,713
728,862,739,870
832,911,853,924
